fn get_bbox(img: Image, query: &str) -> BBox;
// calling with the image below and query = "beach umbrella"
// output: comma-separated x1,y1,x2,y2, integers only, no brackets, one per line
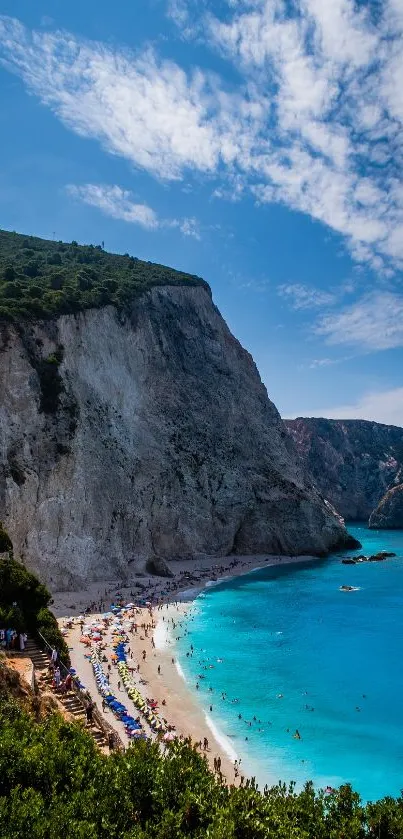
163,732,176,741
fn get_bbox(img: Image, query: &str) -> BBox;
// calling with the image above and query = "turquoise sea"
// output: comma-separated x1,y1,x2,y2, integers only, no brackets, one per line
176,525,403,801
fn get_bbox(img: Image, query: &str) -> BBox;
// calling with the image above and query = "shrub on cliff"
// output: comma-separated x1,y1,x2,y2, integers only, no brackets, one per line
0,525,70,665
37,348,64,413
0,521,13,554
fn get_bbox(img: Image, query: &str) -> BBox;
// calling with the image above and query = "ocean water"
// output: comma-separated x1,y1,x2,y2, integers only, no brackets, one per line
176,525,403,801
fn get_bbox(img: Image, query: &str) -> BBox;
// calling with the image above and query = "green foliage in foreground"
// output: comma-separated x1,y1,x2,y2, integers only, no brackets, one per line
0,229,207,321
0,526,70,665
0,694,402,839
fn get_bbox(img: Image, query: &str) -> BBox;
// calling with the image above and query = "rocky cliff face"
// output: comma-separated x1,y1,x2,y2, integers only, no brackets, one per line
369,467,403,529
285,418,403,521
369,483,403,529
1,286,354,589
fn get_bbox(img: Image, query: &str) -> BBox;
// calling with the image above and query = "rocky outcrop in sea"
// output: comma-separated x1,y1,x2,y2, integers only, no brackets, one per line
285,418,403,521
0,285,356,589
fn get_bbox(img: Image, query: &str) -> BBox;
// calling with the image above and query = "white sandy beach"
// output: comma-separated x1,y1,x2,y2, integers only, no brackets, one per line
54,552,318,785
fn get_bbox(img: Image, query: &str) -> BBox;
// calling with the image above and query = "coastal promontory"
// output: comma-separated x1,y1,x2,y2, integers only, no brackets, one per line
0,230,356,588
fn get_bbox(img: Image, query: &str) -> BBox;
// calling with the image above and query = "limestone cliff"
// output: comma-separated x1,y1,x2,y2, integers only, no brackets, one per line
285,418,403,521
1,286,355,588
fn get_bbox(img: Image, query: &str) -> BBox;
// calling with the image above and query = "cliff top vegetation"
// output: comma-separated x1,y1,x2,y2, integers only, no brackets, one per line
0,229,208,322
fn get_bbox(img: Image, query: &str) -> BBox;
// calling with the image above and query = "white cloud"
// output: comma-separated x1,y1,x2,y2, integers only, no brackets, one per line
1,7,403,274
309,358,338,369
301,0,377,68
278,283,336,310
177,217,200,239
67,183,201,238
67,184,159,229
0,16,223,180
204,0,403,270
316,292,403,350
292,387,403,426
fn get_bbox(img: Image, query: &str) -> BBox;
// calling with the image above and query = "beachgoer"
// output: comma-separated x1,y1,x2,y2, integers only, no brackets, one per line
64,673,73,692
157,665,161,674
51,647,58,665
54,667,61,689
86,701,94,725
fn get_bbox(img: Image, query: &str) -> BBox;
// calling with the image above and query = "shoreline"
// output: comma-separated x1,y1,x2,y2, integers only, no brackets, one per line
54,552,320,786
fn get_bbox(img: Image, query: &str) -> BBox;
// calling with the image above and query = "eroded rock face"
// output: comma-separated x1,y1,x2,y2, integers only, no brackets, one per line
285,418,403,520
0,286,354,589
369,483,403,529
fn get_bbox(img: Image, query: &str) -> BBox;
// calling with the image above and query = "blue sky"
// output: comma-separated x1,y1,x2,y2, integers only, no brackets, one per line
1,0,403,424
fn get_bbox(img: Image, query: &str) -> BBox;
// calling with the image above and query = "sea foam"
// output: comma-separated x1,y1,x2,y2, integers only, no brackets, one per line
204,713,238,763
154,621,169,650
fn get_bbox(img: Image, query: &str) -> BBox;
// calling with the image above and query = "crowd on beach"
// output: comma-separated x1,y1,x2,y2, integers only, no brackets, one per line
56,589,242,783
52,554,305,785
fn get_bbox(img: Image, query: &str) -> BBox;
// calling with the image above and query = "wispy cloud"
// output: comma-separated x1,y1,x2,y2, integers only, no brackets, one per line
1,7,403,274
278,283,336,310
316,291,403,350
309,358,339,369
0,17,224,181
67,183,201,238
177,217,200,239
67,184,159,229
290,387,403,426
